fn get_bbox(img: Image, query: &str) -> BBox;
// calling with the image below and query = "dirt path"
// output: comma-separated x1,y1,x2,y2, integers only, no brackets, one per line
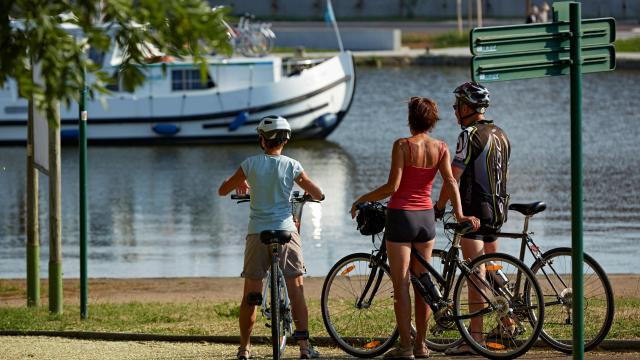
2,274,639,307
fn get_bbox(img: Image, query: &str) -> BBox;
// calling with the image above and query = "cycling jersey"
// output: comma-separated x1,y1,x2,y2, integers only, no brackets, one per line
452,120,510,231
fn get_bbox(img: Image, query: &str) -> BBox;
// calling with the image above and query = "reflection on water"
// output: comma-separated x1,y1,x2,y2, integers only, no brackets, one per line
0,65,639,277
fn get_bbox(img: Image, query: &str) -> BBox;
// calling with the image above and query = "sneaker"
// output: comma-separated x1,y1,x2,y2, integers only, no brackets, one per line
383,346,415,360
300,344,320,359
486,322,520,341
443,344,477,356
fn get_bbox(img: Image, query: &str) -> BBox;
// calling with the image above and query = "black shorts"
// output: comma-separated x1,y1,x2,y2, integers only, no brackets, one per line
384,208,436,243
463,225,499,243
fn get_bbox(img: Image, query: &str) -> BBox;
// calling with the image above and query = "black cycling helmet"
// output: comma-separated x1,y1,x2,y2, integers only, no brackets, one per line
454,82,490,114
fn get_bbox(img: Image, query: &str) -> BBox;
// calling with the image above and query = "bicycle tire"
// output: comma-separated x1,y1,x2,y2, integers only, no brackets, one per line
270,255,282,360
530,247,614,353
423,249,464,352
321,253,398,358
453,253,544,359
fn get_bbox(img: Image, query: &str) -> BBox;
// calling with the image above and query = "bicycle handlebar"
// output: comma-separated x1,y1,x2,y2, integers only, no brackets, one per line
230,191,324,203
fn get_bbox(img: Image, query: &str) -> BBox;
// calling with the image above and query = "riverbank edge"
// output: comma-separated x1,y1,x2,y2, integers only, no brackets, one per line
286,48,640,70
1,330,639,351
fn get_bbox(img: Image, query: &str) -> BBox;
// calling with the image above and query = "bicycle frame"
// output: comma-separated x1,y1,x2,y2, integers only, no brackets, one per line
262,243,292,325
496,216,571,304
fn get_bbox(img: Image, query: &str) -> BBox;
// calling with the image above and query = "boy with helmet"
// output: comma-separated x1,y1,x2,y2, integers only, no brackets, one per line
218,115,324,359
434,82,511,355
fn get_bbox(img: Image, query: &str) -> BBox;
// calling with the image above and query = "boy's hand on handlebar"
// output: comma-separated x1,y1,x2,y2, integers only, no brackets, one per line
458,215,480,231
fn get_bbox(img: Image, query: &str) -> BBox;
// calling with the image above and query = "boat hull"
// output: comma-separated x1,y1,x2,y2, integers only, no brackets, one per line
0,52,355,144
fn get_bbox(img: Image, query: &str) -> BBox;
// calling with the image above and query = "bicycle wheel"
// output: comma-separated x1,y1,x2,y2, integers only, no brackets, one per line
269,256,283,360
530,247,614,353
453,253,544,359
423,249,464,352
321,253,397,358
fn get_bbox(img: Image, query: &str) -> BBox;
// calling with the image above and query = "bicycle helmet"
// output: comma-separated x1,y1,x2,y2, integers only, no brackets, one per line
257,115,291,140
356,202,386,236
454,82,490,113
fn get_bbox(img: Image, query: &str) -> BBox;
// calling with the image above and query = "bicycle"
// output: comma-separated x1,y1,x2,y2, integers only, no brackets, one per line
232,191,321,360
440,201,614,353
321,202,545,359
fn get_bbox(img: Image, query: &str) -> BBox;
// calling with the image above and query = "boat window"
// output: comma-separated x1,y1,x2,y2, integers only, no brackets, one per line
171,69,215,91
105,71,134,93
87,46,105,67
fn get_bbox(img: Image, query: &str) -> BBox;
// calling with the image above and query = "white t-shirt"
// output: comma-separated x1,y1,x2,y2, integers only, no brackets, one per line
241,154,303,234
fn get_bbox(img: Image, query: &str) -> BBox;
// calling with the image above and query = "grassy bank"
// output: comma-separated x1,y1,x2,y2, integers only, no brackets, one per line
403,31,469,49
2,297,639,340
616,37,640,52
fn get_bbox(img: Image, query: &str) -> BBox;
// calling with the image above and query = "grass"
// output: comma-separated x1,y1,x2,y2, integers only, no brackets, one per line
615,36,640,52
403,30,469,49
1,296,639,340
0,300,327,337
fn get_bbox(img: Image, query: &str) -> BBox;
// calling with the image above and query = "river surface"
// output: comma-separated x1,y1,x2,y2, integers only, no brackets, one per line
1,65,639,278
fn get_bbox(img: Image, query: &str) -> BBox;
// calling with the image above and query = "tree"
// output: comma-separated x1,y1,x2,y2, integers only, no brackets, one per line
0,0,232,126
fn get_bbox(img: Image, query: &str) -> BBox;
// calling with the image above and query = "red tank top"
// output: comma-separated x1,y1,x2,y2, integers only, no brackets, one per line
387,140,444,210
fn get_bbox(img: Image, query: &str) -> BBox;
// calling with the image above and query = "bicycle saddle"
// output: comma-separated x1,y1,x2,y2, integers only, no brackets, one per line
509,202,547,216
260,230,292,245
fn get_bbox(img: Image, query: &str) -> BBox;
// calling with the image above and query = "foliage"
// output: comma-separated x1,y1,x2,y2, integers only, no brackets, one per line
615,36,640,52
0,0,232,126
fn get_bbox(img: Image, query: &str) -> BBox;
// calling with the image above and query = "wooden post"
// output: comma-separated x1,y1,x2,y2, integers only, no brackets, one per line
457,0,463,35
26,97,40,308
48,103,63,314
468,0,473,30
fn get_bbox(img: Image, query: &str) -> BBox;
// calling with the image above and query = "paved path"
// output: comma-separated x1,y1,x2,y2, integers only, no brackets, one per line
3,336,640,360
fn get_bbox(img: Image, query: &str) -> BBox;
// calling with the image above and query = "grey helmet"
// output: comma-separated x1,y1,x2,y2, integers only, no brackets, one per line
454,82,490,114
257,115,291,140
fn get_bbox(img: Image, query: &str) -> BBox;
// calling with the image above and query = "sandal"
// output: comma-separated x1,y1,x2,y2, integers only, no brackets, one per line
443,344,477,356
413,347,430,359
383,346,415,360
237,347,251,360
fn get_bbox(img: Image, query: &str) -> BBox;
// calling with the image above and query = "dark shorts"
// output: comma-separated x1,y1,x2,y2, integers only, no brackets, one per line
384,208,436,243
463,225,499,243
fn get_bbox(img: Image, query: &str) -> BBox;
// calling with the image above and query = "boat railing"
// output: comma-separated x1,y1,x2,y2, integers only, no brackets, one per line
283,58,328,77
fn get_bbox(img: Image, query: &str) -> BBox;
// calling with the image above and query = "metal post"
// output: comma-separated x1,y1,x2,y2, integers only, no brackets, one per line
26,96,40,308
569,2,584,359
476,0,483,28
48,103,63,315
79,69,89,319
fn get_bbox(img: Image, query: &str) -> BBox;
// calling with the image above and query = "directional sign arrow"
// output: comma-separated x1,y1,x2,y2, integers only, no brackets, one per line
472,45,615,82
471,18,615,56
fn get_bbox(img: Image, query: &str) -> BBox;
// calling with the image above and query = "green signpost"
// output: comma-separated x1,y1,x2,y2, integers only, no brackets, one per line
468,2,615,359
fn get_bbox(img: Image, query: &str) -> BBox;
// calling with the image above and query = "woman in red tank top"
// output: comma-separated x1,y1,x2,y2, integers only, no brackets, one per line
351,97,479,359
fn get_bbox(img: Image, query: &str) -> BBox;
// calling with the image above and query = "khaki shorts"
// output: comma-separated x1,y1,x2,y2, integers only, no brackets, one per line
241,232,306,279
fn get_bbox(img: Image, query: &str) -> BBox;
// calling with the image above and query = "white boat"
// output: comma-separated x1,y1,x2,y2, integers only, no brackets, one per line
0,43,355,144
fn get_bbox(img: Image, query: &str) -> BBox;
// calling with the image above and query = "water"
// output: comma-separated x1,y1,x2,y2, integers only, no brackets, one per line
1,65,639,278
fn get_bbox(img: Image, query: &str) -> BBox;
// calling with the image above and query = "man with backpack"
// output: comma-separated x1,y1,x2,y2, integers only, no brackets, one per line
434,82,511,355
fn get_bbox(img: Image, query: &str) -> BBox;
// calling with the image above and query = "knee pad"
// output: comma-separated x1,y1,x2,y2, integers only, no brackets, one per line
246,291,262,306
293,330,309,340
